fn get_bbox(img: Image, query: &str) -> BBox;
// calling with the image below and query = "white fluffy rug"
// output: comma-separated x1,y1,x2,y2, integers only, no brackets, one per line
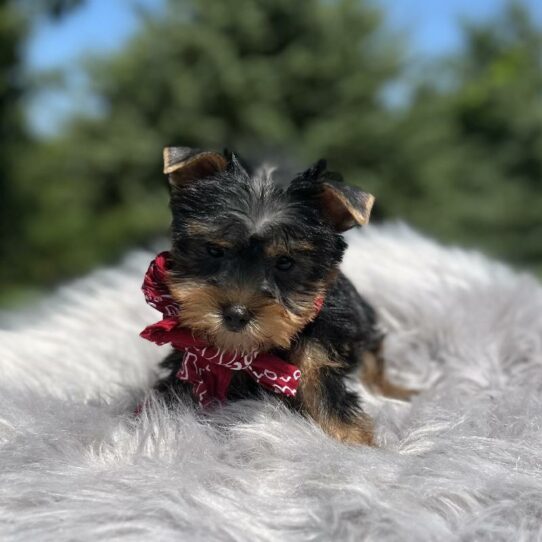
2,224,542,541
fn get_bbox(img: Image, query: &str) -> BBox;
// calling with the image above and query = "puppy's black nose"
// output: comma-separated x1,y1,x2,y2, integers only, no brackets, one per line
222,304,251,332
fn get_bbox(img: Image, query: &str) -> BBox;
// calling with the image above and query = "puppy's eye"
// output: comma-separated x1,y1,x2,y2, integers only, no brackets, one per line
276,255,294,271
206,243,225,258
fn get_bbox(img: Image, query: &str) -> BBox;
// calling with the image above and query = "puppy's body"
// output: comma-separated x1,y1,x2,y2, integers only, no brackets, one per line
152,148,410,445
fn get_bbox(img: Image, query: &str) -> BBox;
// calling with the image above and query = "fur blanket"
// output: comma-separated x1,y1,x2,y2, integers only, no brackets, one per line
2,224,542,541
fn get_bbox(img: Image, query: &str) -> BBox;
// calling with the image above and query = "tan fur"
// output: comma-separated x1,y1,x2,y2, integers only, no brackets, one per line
167,277,322,353
184,221,216,238
184,221,237,246
290,341,340,415
324,415,374,445
291,341,374,446
164,149,227,179
360,349,417,401
321,182,375,231
265,240,316,258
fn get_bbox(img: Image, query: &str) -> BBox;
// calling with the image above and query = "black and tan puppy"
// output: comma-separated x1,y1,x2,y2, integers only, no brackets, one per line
153,147,411,445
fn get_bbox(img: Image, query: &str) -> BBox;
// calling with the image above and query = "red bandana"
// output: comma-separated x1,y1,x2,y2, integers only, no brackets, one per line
140,252,323,408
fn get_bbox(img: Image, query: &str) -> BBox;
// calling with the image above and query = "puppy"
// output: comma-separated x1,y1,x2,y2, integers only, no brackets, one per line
146,147,412,445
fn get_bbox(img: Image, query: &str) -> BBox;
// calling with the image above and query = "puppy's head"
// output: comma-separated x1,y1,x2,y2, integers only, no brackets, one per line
163,147,374,353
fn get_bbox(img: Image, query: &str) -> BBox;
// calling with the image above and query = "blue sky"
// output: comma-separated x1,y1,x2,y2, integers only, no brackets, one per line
380,0,540,56
24,0,540,135
25,0,164,72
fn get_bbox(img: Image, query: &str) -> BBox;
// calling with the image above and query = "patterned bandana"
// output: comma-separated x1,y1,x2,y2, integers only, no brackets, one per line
140,252,323,408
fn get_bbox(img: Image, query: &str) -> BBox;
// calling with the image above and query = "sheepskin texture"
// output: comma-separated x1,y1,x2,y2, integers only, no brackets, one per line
2,224,542,542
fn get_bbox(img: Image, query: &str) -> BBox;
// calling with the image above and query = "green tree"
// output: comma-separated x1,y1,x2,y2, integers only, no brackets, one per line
6,0,541,306
0,1,27,287
11,0,402,292
0,0,84,304
384,3,542,270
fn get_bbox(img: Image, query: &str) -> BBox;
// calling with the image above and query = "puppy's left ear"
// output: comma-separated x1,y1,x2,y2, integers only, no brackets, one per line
163,146,228,187
319,180,375,232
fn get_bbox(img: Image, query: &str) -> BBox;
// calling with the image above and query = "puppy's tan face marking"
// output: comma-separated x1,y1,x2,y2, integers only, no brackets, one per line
185,221,216,238
264,240,316,258
184,221,233,248
167,275,325,353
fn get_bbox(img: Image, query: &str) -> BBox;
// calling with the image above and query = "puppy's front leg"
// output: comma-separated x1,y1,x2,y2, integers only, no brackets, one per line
290,341,374,446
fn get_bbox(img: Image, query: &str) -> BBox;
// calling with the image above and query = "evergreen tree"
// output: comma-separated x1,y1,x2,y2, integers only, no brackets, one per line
0,0,84,302
385,3,542,270
3,0,541,305
13,0,401,288
0,1,27,285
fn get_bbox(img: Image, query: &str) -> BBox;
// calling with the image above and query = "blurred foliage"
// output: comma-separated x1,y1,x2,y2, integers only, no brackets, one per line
1,0,541,306
0,0,27,293
384,4,542,269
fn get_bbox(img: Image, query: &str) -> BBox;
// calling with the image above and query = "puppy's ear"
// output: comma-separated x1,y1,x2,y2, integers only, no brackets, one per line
319,180,375,232
289,160,375,232
163,147,228,187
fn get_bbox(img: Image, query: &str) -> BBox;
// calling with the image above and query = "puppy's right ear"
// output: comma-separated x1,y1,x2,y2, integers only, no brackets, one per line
163,147,228,188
